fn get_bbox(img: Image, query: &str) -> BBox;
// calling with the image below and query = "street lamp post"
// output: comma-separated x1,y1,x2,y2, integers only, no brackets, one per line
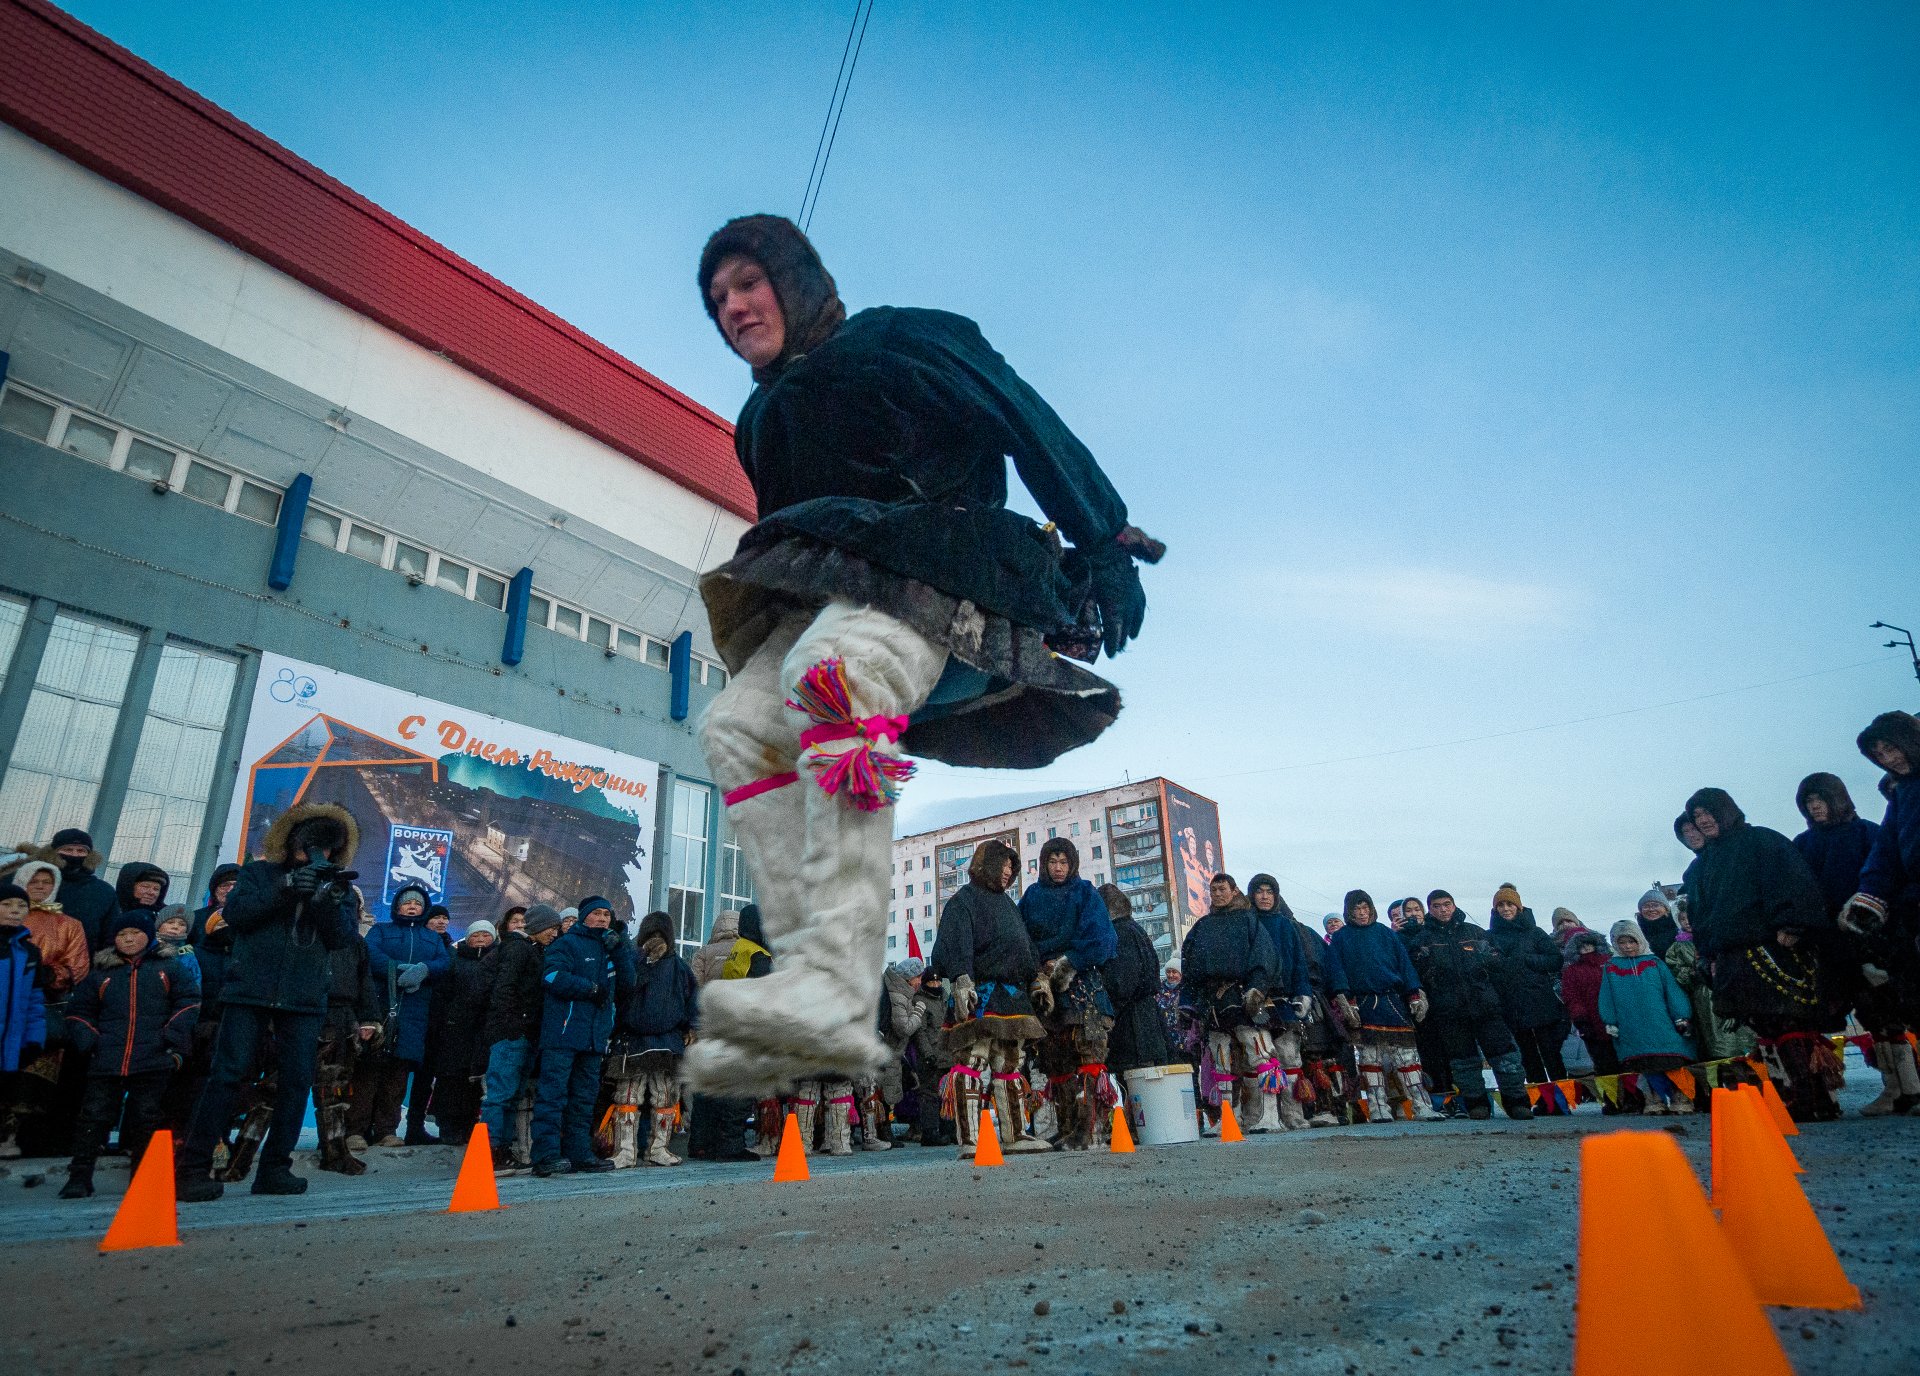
1871,621,1920,687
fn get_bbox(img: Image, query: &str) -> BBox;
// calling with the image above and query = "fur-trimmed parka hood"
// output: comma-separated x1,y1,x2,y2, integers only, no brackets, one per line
115,861,170,910
1795,772,1859,826
1684,787,1746,834
1035,837,1081,885
969,838,1021,892
636,910,674,949
261,802,360,866
0,843,62,880
94,937,183,971
1858,711,1920,777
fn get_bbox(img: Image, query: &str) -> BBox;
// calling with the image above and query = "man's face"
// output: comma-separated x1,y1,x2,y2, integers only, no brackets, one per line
1208,878,1233,908
1045,853,1072,884
1430,896,1456,922
1869,740,1912,776
1691,808,1721,842
1494,900,1520,921
1164,969,1181,987
427,914,450,934
115,928,150,958
397,897,425,919
1252,888,1276,913
1803,796,1831,825
584,908,612,931
24,871,55,904
465,930,494,951
57,843,90,864
1349,902,1375,927
157,917,189,943
1679,819,1705,852
0,897,26,926
533,926,560,947
132,878,163,907
709,255,786,368
1638,899,1668,925
212,878,236,906
505,913,526,935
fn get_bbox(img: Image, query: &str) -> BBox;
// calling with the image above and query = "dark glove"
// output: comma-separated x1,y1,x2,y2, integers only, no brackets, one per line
286,864,323,898
600,929,626,955
1088,549,1147,658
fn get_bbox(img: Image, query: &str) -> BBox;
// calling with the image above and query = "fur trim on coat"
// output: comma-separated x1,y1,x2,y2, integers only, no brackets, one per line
261,802,360,865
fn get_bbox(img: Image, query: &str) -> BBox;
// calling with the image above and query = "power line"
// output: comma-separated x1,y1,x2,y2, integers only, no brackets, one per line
798,0,876,234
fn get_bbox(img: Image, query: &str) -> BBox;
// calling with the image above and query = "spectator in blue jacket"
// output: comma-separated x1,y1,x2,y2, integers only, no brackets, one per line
352,883,452,1147
533,896,636,1176
1019,838,1119,1150
61,911,200,1197
0,884,50,1160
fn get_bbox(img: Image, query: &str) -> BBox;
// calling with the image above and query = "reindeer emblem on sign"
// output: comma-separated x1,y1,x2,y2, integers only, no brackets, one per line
384,825,454,906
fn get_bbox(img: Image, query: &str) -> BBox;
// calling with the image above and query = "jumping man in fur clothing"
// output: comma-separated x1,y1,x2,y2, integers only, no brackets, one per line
929,840,1050,1155
688,216,1160,1095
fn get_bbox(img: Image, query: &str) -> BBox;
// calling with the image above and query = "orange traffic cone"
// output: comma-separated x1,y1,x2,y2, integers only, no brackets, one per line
973,1107,1004,1167
1716,1088,1859,1309
1756,1076,1798,1136
1725,1085,1801,1179
448,1122,501,1213
100,1130,180,1253
1572,1131,1790,1376
1218,1099,1244,1142
772,1110,810,1182
1109,1106,1136,1154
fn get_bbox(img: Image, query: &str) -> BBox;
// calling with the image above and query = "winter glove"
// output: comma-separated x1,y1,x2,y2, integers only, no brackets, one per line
395,962,429,993
1029,974,1055,1018
600,928,626,955
1292,995,1313,1022
1863,963,1893,988
1775,928,1801,949
1838,893,1889,937
1243,987,1269,1020
951,974,978,1021
1409,991,1430,1023
1333,995,1361,1033
1604,1024,1619,1038
286,864,324,898
1087,547,1147,658
1048,956,1077,992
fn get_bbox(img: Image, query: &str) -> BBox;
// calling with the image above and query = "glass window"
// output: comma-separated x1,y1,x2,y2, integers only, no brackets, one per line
108,644,238,896
645,638,670,668
345,523,385,564
704,664,728,688
1048,826,1057,839
921,856,930,869
1092,844,1103,859
60,415,116,465
668,780,712,955
123,438,176,483
1028,858,1038,872
923,905,932,919
718,825,754,911
235,481,281,523
585,617,611,649
473,572,507,610
0,614,139,844
302,509,341,549
181,460,230,505
553,605,582,638
1026,831,1036,844
0,594,27,697
527,595,551,628
433,557,470,595
1069,822,1080,836
614,629,647,662
393,543,429,579
1095,872,1105,886
0,390,56,441
1090,819,1101,833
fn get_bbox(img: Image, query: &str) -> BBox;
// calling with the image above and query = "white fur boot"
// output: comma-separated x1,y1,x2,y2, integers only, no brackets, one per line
609,1081,641,1169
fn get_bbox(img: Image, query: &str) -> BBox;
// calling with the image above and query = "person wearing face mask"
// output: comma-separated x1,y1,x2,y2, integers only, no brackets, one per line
46,829,119,952
687,216,1162,1102
606,912,697,1167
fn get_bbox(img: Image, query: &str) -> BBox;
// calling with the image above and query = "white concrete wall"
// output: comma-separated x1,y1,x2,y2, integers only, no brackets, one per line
0,125,747,573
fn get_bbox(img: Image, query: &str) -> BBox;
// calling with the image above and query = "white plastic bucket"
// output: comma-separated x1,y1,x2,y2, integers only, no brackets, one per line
1123,1064,1199,1146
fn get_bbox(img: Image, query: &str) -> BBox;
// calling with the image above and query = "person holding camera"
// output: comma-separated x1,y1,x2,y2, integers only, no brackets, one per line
177,802,360,1201
532,896,636,1176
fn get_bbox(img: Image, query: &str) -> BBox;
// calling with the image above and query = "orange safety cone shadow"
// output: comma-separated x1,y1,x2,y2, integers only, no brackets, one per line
448,1122,501,1213
1716,1088,1860,1309
100,1129,180,1252
772,1110,810,1182
1218,1099,1244,1142
1573,1131,1790,1376
973,1108,1004,1167
1756,1075,1799,1136
1109,1106,1136,1154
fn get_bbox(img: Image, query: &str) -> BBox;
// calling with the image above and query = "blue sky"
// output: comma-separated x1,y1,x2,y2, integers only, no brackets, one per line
68,1,1920,925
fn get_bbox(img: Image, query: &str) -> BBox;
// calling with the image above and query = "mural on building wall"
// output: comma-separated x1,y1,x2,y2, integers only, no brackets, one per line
1106,797,1174,958
1165,783,1225,937
220,653,660,931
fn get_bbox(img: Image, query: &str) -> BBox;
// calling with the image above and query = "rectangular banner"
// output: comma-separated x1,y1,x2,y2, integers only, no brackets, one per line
1164,781,1225,939
218,652,660,931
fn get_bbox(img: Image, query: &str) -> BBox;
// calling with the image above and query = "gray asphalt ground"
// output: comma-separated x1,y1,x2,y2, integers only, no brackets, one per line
1,1066,1914,1376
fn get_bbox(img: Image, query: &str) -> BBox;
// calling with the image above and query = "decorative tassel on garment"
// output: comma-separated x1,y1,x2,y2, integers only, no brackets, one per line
1255,1057,1286,1095
1082,1064,1121,1110
787,658,914,811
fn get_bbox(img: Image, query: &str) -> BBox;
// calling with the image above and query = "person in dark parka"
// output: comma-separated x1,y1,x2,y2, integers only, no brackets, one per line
532,897,636,1175
354,884,452,1146
60,911,199,1197
1684,786,1840,1121
1407,890,1529,1120
479,904,564,1170
1485,884,1570,1092
1019,837,1119,1150
930,839,1048,1156
48,828,118,953
1100,883,1171,1077
313,903,381,1174
176,801,357,1201
426,922,498,1146
1180,875,1289,1132
1843,713,1920,1113
607,911,698,1167
1246,874,1315,1130
0,884,49,1159
1324,889,1463,1122
688,215,1162,1099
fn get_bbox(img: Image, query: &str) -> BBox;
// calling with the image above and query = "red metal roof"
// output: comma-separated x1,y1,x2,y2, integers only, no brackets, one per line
0,0,754,519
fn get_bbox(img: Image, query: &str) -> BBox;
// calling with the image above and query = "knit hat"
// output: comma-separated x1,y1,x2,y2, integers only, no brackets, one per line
155,903,192,933
1636,889,1672,916
560,906,580,923
522,904,563,936
0,882,27,909
1550,906,1583,930
893,957,926,979
112,910,157,945
1493,883,1523,910
464,919,498,942
578,895,613,920
50,827,93,850
1610,918,1650,951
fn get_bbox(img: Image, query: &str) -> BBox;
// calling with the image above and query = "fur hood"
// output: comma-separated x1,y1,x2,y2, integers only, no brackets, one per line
1858,711,1920,776
1684,787,1746,834
1795,773,1859,826
1034,837,1081,884
1246,874,1293,922
697,214,847,383
261,802,360,866
2,842,107,878
636,910,674,949
115,861,170,910
1208,891,1252,915
969,838,1021,891
95,938,183,971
